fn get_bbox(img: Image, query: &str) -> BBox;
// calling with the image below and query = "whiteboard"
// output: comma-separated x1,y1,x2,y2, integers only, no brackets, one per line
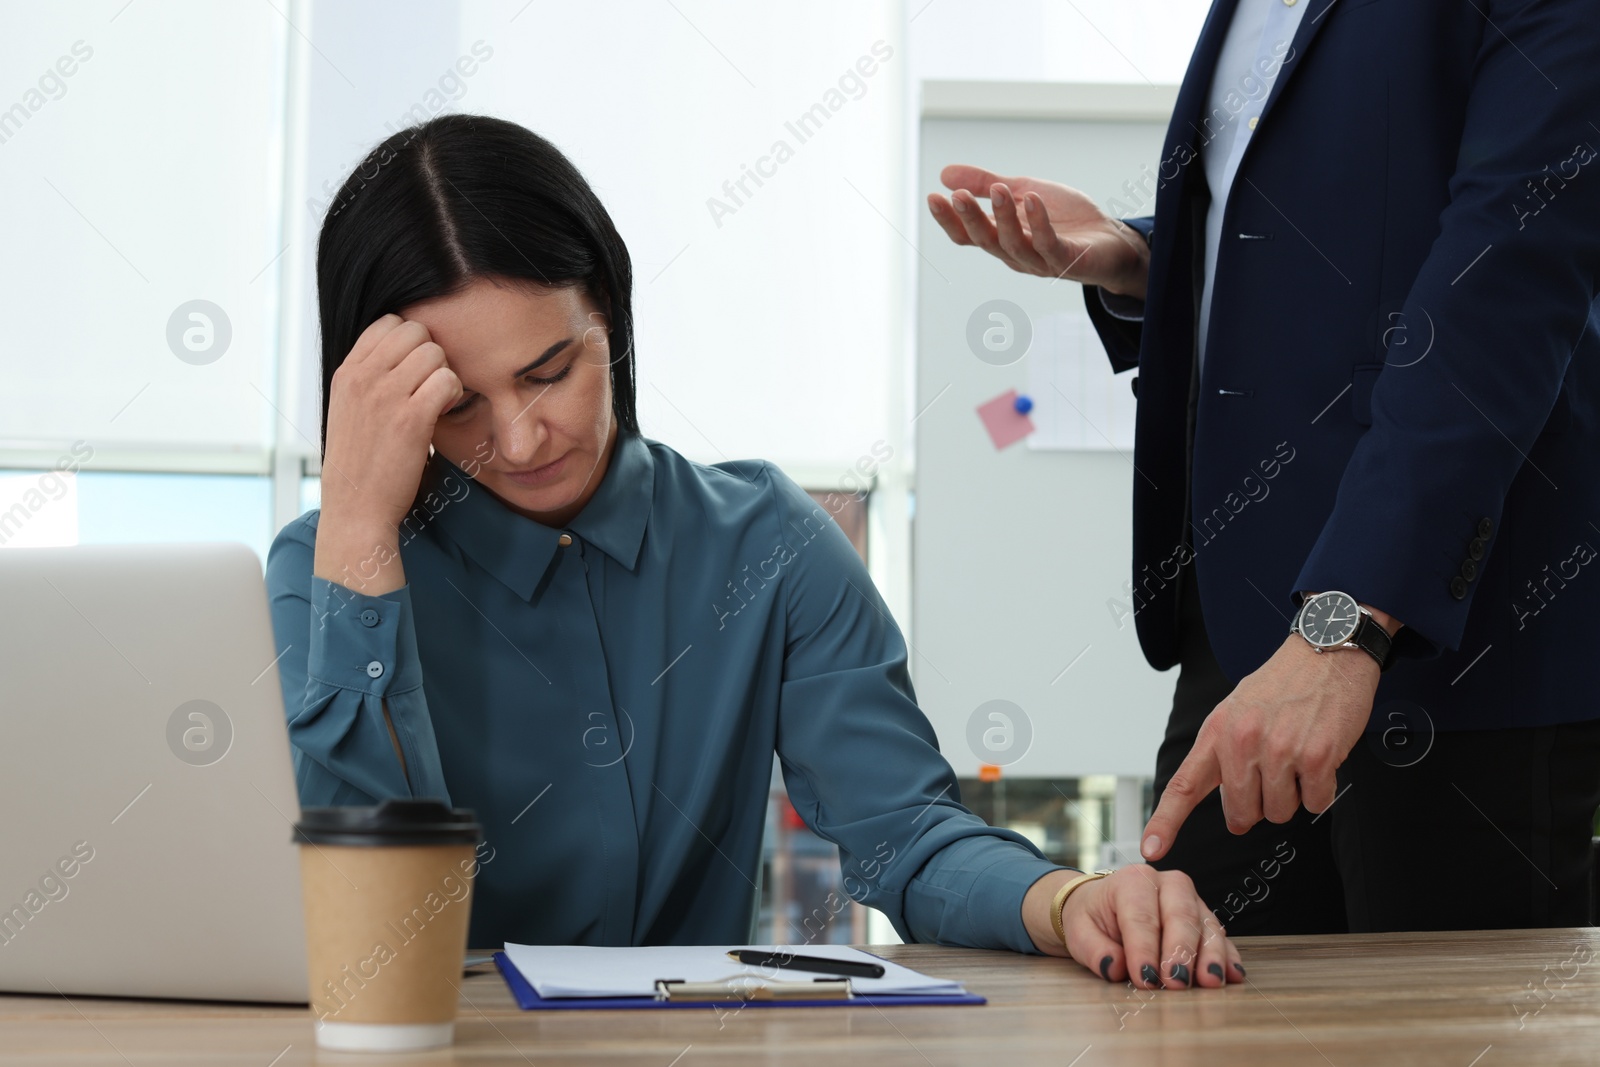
912,82,1180,779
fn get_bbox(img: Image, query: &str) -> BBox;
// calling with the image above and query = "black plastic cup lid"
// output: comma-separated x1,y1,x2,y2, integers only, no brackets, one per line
293,797,481,847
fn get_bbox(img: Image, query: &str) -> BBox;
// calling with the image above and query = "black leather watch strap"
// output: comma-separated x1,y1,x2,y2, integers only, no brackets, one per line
1351,614,1395,672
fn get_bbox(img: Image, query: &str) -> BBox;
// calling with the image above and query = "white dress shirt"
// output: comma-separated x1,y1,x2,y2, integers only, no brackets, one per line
1196,0,1310,368
1098,0,1310,374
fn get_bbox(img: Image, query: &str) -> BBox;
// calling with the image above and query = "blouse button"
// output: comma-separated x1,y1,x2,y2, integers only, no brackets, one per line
359,609,379,627
558,533,573,546
366,660,384,679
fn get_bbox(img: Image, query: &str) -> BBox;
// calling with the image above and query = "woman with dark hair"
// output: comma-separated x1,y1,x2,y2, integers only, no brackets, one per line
266,114,1240,990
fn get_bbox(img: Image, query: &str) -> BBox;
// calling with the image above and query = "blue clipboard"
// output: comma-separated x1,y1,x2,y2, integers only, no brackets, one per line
492,952,986,1010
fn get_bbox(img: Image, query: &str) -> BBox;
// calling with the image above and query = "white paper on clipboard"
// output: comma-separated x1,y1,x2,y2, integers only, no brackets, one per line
501,943,967,999
1025,311,1138,452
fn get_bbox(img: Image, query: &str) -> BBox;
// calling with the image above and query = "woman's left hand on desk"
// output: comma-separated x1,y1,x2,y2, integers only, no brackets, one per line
1025,865,1244,989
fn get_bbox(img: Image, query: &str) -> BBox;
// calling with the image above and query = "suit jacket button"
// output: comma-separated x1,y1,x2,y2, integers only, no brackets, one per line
1130,375,1140,398
1460,559,1477,582
1477,517,1492,538
1450,576,1469,600
1468,537,1486,560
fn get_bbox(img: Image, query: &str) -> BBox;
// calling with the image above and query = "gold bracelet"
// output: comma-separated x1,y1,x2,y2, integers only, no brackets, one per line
1050,868,1114,949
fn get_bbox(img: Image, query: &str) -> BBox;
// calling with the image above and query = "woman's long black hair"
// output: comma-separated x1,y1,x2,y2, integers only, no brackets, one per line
314,114,638,454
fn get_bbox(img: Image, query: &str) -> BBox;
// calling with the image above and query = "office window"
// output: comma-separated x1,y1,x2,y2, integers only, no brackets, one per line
0,3,288,454
0,470,274,567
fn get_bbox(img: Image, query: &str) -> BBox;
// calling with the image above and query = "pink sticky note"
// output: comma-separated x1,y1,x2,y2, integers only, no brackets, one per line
977,389,1035,450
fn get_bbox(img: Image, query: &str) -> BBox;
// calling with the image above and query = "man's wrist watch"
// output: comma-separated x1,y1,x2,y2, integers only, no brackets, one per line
1289,590,1396,672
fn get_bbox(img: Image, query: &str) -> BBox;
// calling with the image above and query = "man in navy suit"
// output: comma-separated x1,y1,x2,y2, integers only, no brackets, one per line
931,0,1600,935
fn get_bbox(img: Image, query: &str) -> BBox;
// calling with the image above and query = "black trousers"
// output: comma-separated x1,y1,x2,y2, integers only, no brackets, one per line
1150,558,1600,933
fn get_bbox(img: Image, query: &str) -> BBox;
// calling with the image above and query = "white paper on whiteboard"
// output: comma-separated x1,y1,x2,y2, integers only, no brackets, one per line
1025,312,1137,451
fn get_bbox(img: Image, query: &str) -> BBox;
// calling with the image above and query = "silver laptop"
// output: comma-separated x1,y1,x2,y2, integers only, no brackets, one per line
0,542,308,1003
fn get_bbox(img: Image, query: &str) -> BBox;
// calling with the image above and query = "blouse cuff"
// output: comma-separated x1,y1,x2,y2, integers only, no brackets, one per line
306,577,424,697
970,849,1074,955
907,834,1070,954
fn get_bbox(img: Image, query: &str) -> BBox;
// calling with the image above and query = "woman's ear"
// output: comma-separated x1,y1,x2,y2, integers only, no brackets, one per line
583,308,614,365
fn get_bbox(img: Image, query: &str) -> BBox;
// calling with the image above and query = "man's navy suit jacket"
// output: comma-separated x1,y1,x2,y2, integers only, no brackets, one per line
1084,0,1600,731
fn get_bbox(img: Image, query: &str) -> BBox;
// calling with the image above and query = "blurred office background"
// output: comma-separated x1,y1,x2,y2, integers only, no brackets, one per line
0,0,1209,943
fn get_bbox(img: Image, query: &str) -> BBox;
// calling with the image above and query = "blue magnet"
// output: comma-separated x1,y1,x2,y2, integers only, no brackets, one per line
1013,394,1034,415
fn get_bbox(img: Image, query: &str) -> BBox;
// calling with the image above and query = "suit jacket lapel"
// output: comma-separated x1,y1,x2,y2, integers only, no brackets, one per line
1239,0,1340,157
1163,0,1341,177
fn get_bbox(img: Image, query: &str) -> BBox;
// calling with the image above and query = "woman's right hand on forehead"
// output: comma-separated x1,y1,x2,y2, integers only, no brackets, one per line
312,314,462,594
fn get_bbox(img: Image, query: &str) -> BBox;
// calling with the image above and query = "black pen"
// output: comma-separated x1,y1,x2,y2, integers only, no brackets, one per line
728,949,886,980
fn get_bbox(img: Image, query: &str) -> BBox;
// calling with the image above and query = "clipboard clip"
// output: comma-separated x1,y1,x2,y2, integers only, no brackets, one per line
654,976,854,1002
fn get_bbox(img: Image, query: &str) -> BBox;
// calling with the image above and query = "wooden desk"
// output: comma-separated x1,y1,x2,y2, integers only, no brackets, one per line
3,929,1597,1065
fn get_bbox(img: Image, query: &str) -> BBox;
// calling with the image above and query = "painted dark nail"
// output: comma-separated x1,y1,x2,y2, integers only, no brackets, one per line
1233,963,1247,977
1170,963,1191,986
1208,962,1225,980
1140,963,1159,987
1099,955,1114,981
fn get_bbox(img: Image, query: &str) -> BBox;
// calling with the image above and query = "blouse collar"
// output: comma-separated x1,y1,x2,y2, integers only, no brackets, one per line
418,431,654,600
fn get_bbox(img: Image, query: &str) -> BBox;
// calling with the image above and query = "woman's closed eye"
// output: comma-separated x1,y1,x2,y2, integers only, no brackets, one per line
443,364,574,417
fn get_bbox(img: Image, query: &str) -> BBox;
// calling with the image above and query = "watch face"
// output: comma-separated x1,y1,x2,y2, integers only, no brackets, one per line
1299,592,1360,647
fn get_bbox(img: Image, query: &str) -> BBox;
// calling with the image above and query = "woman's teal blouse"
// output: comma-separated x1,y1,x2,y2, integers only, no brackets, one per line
266,432,1062,951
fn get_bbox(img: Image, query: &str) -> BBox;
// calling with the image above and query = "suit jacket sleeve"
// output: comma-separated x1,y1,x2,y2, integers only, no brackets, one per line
1292,0,1600,657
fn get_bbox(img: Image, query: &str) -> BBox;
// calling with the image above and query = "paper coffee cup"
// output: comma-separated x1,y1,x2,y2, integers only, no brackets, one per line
293,798,482,1052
